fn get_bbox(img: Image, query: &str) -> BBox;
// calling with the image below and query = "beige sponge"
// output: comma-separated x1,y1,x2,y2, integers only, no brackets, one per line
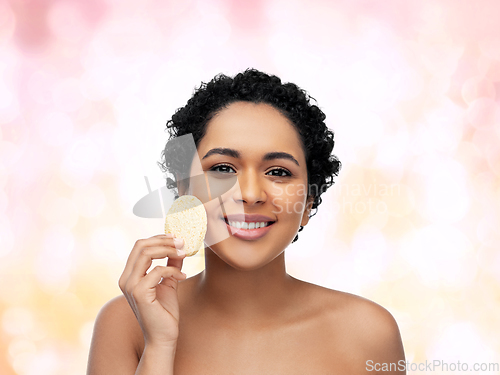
164,195,207,256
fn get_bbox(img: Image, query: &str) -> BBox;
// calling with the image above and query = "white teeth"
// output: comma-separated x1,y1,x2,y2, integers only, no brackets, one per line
226,220,270,229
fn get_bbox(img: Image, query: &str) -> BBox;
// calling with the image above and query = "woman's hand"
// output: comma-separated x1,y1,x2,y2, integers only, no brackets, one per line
118,234,187,348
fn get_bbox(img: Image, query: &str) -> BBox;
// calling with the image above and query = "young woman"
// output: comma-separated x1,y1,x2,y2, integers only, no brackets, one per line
87,69,406,374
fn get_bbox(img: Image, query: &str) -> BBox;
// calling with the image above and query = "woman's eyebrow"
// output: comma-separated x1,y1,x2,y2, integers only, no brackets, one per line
201,148,300,166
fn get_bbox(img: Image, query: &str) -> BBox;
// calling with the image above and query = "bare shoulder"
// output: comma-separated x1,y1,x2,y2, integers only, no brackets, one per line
301,281,400,333
101,295,144,354
293,279,405,373
87,295,144,375
98,294,133,319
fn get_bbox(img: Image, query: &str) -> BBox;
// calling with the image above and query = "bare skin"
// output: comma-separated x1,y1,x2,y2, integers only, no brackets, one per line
87,102,405,375
94,277,405,374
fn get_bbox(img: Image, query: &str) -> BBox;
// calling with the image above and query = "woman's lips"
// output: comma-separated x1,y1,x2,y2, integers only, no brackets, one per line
222,218,275,240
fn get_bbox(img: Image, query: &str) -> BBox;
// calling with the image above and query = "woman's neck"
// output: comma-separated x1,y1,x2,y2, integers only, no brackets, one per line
191,249,298,323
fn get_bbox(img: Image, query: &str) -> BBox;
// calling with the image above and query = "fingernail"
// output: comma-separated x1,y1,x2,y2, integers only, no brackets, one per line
164,233,174,238
177,249,186,256
174,238,184,248
181,272,187,277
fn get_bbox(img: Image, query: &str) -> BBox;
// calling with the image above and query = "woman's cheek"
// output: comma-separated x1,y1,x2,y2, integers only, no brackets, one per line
270,181,284,196
269,182,286,216
202,199,230,247
271,197,284,215
282,186,308,219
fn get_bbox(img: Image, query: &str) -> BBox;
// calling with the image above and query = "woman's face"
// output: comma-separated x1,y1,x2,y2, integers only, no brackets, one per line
185,101,314,271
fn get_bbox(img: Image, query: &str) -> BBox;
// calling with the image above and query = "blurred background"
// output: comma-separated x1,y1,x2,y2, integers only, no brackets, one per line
1,0,500,373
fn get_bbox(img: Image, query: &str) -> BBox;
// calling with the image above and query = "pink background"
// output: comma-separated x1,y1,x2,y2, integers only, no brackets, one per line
1,0,500,373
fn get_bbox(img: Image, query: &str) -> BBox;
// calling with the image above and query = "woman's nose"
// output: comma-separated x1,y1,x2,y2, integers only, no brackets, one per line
233,170,266,205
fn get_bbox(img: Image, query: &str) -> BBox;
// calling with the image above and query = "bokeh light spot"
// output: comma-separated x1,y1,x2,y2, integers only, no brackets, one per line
462,76,496,104
48,2,88,43
467,97,500,128
37,112,74,147
52,78,85,113
72,184,106,218
34,225,75,294
2,307,35,336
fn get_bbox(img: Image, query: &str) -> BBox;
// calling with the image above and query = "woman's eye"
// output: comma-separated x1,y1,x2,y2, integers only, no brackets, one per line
267,168,292,177
209,164,235,174
209,165,292,177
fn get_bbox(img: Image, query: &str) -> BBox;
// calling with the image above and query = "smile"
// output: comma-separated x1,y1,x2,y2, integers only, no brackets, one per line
221,217,276,240
226,220,273,229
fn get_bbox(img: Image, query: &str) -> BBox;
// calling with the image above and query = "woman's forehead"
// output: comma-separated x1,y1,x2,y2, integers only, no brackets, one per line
198,102,306,160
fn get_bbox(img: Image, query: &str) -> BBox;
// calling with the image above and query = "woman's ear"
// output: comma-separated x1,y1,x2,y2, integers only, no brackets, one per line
300,195,315,227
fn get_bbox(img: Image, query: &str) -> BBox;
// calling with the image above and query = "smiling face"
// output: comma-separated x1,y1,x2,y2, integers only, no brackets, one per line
183,101,314,270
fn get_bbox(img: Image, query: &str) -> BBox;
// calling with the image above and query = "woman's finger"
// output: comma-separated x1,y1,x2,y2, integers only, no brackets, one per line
122,235,174,275
133,265,186,296
167,256,184,271
126,238,185,289
120,235,178,287
132,237,184,266
134,245,186,261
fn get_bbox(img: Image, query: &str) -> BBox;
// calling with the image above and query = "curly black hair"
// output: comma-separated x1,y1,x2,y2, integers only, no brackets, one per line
158,68,341,243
